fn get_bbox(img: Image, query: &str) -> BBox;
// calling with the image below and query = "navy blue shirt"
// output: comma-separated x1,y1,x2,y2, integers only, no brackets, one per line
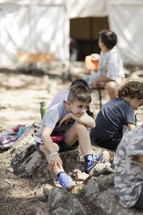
90,98,136,141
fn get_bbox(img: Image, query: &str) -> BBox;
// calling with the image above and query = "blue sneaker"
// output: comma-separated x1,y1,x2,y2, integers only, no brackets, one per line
58,172,75,191
85,153,103,176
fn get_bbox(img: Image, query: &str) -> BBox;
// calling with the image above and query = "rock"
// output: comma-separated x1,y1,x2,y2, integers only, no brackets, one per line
46,187,87,215
95,189,143,215
84,177,100,201
100,150,110,163
93,162,114,176
72,169,90,181
24,202,50,215
83,174,114,203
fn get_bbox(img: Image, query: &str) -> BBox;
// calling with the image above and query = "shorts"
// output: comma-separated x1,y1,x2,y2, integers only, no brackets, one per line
92,138,121,151
35,119,78,152
84,73,104,89
85,72,122,89
35,140,79,153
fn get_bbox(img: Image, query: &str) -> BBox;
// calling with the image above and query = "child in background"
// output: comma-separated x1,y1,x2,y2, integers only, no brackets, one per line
90,81,143,151
35,84,103,191
85,29,125,98
115,125,143,209
48,78,93,117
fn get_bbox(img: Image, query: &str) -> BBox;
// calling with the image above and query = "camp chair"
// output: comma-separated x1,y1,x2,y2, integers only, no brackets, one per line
85,55,104,108
85,55,99,74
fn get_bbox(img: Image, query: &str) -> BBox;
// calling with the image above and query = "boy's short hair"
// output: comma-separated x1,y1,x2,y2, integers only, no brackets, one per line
118,81,143,99
99,29,117,49
70,78,89,89
68,84,91,104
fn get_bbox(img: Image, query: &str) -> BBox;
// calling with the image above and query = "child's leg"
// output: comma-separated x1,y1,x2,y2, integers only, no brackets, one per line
40,143,75,190
64,122,92,156
64,122,103,175
40,143,63,175
105,81,118,98
84,73,100,89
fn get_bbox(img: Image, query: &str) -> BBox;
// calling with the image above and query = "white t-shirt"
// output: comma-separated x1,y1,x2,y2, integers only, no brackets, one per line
87,46,125,88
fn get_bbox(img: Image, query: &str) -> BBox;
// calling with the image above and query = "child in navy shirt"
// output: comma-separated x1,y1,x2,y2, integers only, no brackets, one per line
90,81,143,150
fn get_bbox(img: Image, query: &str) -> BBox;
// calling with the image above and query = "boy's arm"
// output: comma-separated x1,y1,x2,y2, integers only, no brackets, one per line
127,123,135,130
41,126,63,169
59,113,95,128
73,114,95,128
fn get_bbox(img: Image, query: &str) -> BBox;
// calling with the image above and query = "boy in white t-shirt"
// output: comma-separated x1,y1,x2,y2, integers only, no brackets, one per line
85,29,125,98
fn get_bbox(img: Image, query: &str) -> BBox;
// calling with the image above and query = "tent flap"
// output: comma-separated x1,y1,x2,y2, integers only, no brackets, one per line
67,0,108,18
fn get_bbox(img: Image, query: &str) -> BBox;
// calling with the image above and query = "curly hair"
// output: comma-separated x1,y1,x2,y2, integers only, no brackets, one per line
118,81,143,99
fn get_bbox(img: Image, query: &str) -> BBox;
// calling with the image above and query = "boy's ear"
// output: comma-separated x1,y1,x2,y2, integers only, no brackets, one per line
66,101,71,106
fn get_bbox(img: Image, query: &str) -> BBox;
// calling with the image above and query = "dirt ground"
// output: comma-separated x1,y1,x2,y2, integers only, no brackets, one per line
0,62,143,215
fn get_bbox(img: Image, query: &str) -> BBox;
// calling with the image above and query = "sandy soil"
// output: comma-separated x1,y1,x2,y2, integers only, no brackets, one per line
0,62,143,214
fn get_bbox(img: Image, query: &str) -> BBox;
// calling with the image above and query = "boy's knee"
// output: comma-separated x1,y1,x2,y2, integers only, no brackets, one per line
74,122,88,131
105,81,117,90
105,81,118,98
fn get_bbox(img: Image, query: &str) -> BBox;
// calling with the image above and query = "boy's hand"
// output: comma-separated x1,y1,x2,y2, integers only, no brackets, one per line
93,80,98,88
58,113,72,127
91,53,100,61
49,154,63,170
127,123,135,130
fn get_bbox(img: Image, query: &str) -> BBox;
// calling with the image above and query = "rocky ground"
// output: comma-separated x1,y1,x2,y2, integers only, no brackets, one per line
0,62,143,215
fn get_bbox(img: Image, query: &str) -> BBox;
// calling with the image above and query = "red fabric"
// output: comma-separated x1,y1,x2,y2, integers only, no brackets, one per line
12,125,26,132
51,133,65,142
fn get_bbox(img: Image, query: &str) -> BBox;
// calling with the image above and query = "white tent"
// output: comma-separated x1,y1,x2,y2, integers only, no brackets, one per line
0,0,69,66
107,0,143,65
67,0,143,65
0,0,143,67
